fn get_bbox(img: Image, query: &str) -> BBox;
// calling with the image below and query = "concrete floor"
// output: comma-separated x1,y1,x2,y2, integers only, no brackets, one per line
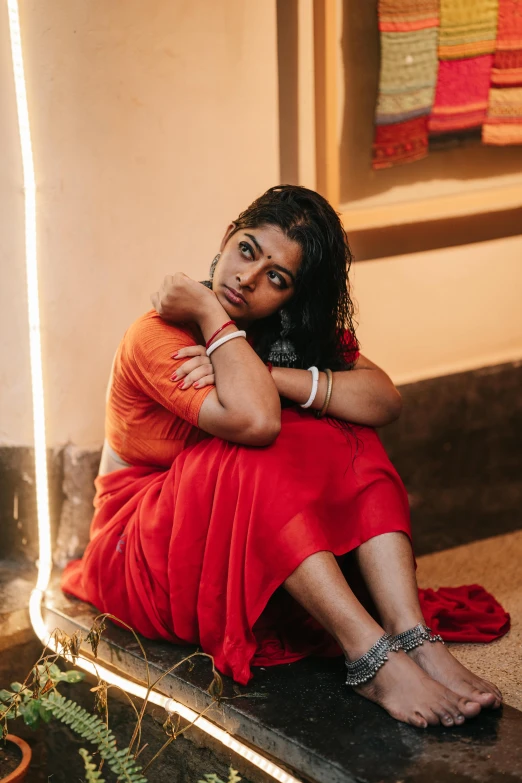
417,529,522,711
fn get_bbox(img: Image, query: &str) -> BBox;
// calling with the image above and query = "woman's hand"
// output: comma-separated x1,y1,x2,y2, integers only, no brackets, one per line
151,272,215,323
170,345,215,389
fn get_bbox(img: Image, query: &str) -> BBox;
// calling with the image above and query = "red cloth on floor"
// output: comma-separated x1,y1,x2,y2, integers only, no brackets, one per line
62,410,412,685
419,585,511,643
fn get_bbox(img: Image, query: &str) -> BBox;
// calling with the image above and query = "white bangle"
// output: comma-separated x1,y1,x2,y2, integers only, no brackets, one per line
206,329,247,357
300,366,319,408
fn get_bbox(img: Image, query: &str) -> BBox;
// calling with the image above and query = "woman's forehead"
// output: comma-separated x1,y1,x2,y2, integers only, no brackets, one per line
244,225,302,269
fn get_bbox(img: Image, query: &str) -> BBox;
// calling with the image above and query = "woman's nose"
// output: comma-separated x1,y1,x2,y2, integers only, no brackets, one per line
237,268,259,288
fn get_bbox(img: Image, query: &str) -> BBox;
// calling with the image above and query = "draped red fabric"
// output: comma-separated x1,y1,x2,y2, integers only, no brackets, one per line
62,312,510,685
419,585,511,643
62,408,414,684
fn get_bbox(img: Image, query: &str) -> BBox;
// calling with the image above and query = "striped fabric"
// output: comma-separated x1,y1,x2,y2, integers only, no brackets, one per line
429,0,498,134
483,0,522,144
429,55,494,132
373,0,522,166
373,1,439,168
438,0,499,58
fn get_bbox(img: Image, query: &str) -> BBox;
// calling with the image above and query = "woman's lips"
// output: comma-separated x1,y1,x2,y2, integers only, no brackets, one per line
223,286,246,305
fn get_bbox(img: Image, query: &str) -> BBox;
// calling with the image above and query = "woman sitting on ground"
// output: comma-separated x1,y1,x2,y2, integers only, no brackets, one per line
62,185,501,728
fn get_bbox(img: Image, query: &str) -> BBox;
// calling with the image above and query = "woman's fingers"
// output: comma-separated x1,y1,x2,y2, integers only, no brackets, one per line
193,374,215,389
170,356,211,381
171,345,207,360
178,367,215,389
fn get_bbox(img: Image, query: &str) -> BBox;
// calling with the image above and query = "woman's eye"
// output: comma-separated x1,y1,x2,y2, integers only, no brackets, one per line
268,271,285,288
239,242,253,259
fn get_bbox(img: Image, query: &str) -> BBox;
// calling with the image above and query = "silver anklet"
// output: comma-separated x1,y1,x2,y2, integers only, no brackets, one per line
345,632,400,687
393,623,444,652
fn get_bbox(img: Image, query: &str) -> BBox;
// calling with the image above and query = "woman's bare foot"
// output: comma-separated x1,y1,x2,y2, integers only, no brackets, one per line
352,649,482,728
408,641,502,709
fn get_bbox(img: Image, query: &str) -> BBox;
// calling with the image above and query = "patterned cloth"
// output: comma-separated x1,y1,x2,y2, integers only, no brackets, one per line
429,55,494,132
483,0,522,144
438,0,499,58
373,0,439,168
373,0,522,161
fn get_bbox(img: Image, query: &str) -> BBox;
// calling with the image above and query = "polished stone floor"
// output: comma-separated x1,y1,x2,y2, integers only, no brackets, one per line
3,501,522,781
41,525,522,783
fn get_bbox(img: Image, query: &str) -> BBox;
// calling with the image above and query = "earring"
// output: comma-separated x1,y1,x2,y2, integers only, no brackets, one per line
200,253,220,290
210,253,220,280
267,309,298,367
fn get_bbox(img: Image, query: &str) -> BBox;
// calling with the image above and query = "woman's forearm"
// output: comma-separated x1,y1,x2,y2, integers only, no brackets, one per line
271,365,402,427
197,301,281,431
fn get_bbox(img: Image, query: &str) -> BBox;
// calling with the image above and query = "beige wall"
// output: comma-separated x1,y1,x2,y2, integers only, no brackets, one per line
352,236,522,386
1,0,280,448
1,1,521,451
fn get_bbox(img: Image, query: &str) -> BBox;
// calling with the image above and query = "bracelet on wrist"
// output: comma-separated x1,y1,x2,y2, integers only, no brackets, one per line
300,366,319,409
316,368,333,418
205,320,236,349
206,330,247,357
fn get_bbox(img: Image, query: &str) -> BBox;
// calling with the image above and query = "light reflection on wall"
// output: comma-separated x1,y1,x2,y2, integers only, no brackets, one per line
7,4,300,780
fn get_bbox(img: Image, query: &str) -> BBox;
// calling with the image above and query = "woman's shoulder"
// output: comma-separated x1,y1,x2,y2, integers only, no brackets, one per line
121,310,202,374
124,310,199,351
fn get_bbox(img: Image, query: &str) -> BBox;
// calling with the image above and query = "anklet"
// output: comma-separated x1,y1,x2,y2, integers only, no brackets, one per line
345,633,400,687
393,623,444,652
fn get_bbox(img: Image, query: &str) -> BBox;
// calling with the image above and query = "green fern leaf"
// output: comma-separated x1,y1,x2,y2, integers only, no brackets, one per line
79,748,105,782
44,693,148,783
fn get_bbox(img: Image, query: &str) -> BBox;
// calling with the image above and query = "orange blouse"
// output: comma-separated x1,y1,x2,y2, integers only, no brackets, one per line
106,310,360,468
105,310,215,468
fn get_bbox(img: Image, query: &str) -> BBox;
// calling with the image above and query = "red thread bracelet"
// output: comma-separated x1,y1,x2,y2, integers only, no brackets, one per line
205,320,236,349
267,362,273,374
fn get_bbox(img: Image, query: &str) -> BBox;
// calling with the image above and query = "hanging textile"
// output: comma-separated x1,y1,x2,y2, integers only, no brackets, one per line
428,0,498,135
437,0,499,59
373,0,439,169
483,0,522,144
371,0,522,166
428,55,494,133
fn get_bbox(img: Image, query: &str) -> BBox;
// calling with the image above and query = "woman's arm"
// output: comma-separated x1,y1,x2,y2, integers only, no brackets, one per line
152,273,281,446
272,355,402,427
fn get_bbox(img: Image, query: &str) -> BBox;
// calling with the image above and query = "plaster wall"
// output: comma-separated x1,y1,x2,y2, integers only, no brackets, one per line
353,236,522,386
1,0,280,448
1,1,521,450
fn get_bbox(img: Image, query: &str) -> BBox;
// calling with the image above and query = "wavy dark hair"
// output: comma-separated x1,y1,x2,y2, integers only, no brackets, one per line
218,184,359,372
203,185,361,448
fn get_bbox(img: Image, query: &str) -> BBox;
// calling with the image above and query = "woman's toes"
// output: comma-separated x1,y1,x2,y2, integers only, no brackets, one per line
439,711,454,727
410,711,428,729
469,687,498,708
457,697,481,718
482,679,502,704
424,708,442,727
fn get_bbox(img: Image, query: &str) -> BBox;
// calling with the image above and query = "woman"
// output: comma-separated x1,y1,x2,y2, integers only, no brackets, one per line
63,185,501,729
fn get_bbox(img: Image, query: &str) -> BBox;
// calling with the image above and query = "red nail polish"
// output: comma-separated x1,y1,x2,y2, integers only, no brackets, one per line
177,381,186,388
171,352,179,358
194,383,200,389
171,373,178,380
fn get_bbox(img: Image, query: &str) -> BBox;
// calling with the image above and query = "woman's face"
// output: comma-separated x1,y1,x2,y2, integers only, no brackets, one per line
212,223,302,329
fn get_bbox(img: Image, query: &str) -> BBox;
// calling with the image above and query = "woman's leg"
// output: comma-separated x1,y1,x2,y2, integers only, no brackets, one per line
353,532,502,708
283,551,482,727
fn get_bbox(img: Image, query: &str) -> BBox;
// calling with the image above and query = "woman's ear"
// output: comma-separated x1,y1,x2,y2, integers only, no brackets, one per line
219,222,237,252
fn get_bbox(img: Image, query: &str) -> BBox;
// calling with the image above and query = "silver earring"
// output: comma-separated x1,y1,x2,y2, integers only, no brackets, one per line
210,253,220,280
200,253,220,290
268,309,298,367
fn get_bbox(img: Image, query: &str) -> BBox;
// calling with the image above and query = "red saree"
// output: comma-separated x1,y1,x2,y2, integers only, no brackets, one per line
62,409,412,684
62,311,509,684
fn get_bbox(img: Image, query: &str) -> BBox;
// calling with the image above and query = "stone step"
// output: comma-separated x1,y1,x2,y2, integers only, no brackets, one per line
43,576,522,783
